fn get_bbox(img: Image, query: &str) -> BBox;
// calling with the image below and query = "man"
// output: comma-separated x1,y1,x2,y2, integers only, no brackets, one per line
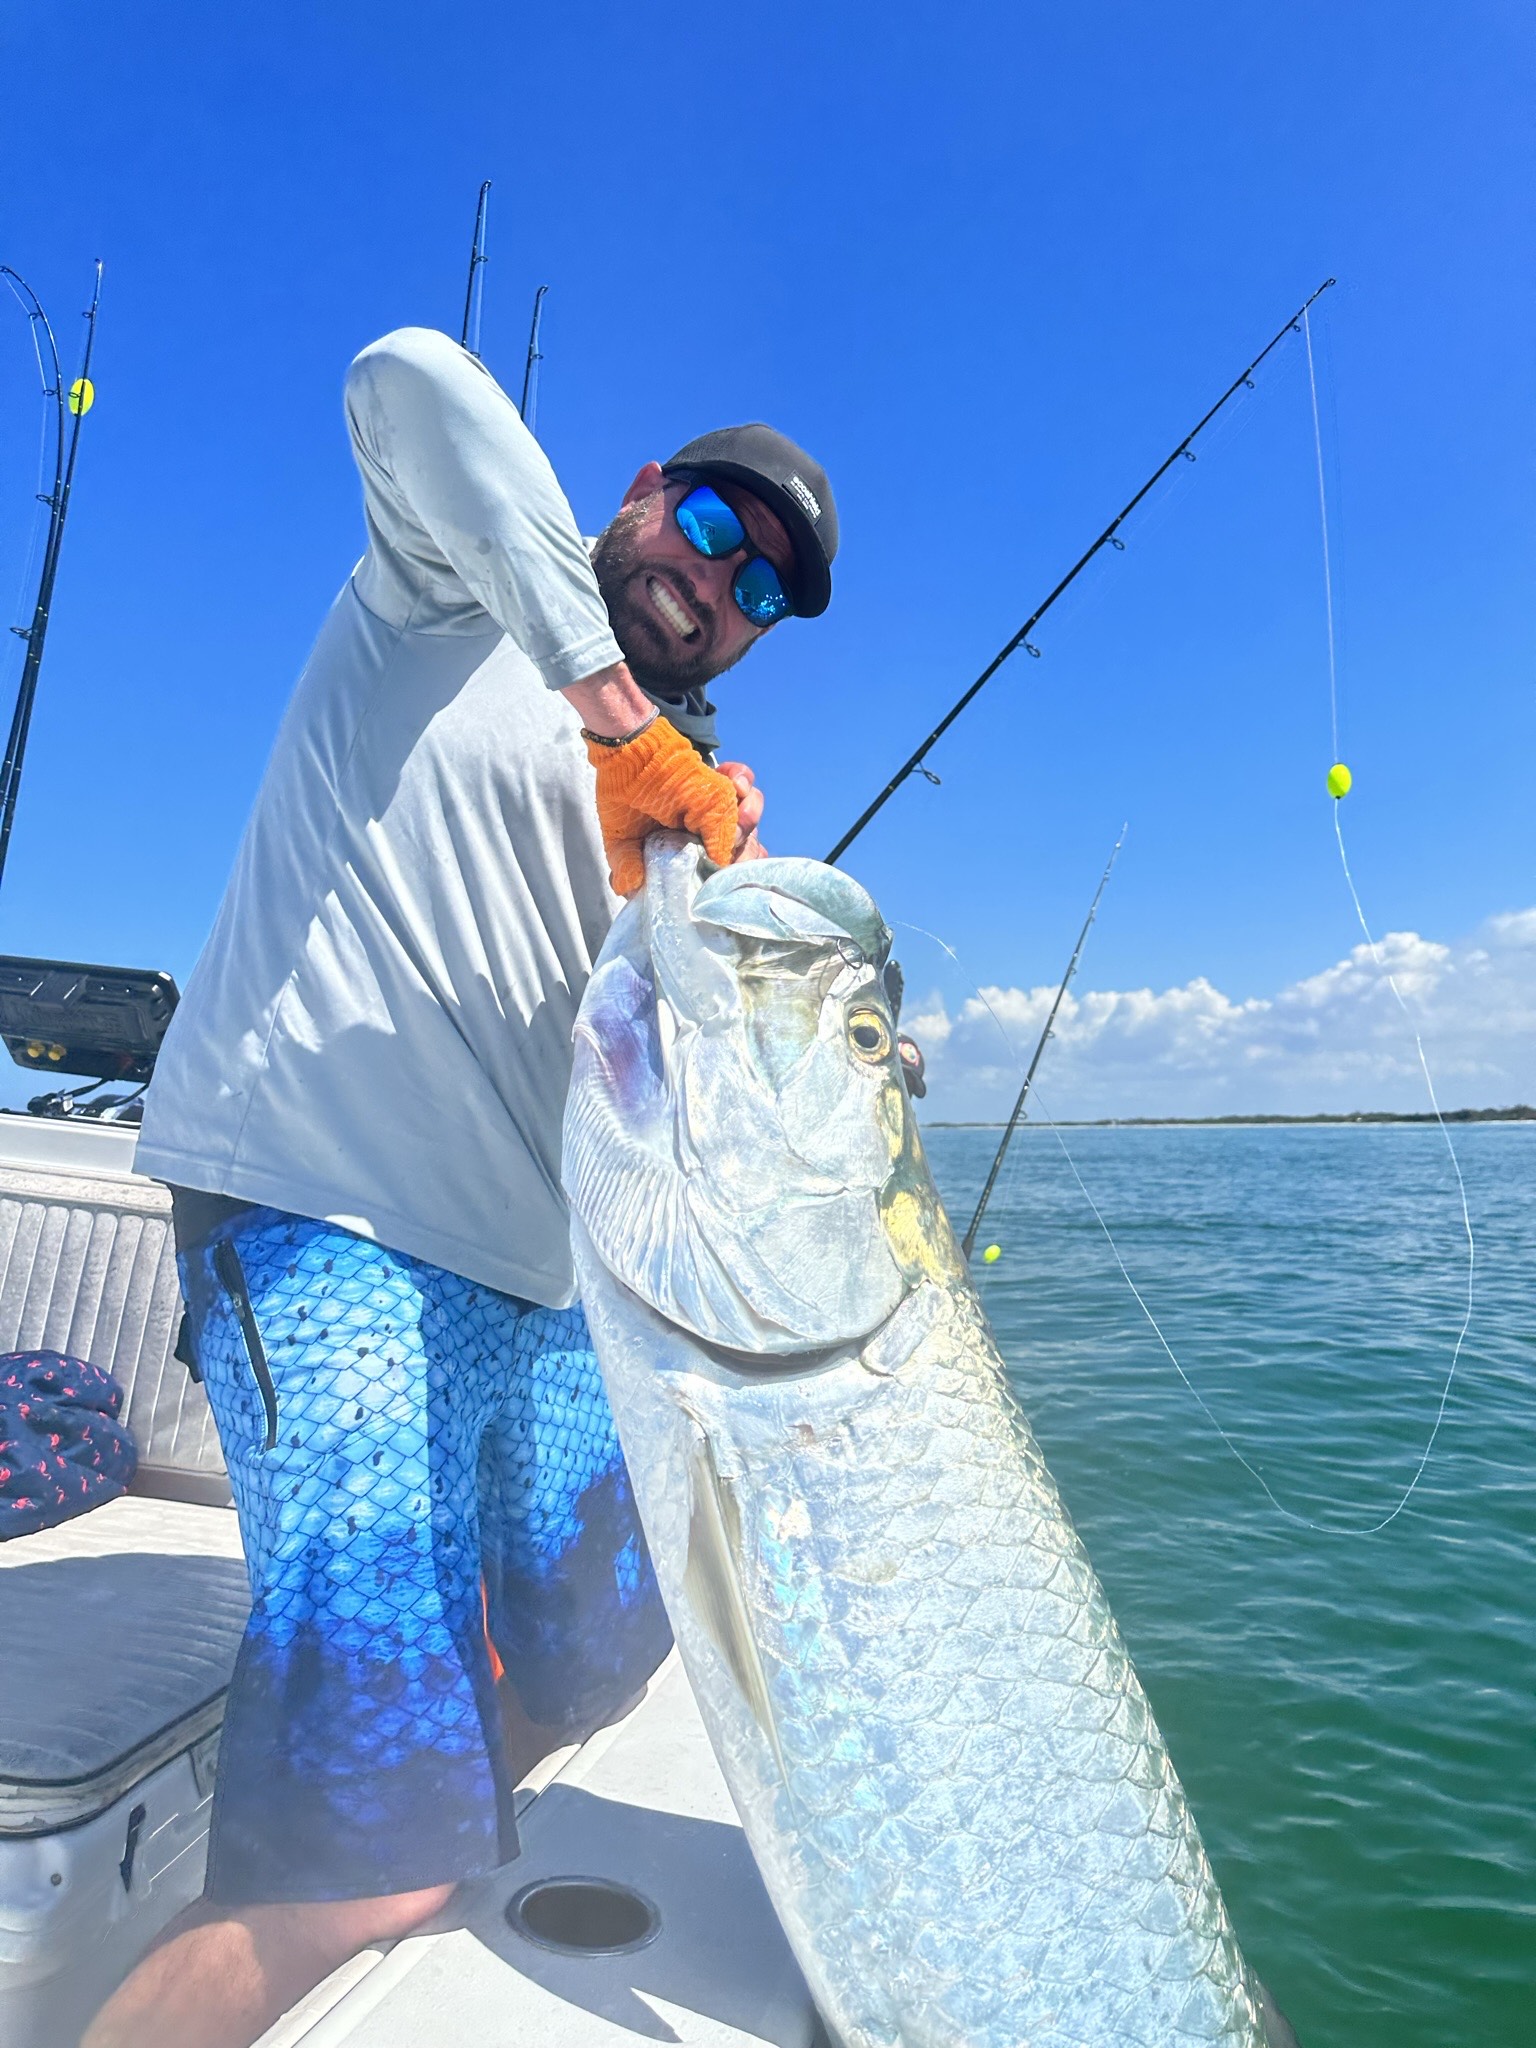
87,326,838,2048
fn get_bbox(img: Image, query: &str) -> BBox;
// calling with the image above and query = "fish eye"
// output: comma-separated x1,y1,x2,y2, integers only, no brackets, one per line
847,1007,892,1062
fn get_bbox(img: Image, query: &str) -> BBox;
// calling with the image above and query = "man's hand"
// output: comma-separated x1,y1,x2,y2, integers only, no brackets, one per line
566,662,766,891
717,761,766,859
584,716,746,895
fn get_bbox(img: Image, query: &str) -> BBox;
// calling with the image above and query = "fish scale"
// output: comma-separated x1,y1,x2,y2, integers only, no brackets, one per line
565,836,1287,2047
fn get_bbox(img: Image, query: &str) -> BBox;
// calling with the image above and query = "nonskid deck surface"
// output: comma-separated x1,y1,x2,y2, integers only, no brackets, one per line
256,1654,822,2048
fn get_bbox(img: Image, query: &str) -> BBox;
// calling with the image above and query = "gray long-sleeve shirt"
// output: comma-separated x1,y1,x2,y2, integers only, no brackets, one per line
136,327,626,1306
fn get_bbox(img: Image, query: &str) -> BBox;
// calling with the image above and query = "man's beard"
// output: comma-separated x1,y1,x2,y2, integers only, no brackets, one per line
590,500,747,696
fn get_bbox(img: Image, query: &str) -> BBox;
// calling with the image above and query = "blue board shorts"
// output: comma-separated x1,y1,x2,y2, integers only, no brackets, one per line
177,1205,673,1906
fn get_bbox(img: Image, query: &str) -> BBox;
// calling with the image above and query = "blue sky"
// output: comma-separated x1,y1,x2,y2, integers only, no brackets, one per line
2,1,1530,1114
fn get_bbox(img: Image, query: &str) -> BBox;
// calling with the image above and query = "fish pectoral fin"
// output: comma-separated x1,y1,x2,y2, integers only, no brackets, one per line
1253,1978,1303,2048
682,1433,787,1782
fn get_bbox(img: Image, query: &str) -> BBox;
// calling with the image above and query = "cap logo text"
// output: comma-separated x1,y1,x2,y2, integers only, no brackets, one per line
784,474,822,523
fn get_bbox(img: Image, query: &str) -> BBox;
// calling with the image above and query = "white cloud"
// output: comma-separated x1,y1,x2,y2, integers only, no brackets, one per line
1486,908,1536,948
903,911,1536,1120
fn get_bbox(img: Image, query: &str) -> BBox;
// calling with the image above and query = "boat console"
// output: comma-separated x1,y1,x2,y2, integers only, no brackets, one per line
0,954,178,1119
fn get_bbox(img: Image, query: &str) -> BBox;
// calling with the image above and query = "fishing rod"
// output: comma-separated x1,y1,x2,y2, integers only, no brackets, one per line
520,283,548,434
460,181,492,356
826,277,1336,865
0,260,102,899
460,180,492,357
1,268,66,586
960,825,1125,1261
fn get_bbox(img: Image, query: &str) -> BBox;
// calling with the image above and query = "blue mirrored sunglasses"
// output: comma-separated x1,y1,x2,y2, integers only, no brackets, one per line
673,483,794,628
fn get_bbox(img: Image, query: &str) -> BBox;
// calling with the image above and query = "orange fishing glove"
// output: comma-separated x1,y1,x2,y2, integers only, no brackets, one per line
586,715,741,895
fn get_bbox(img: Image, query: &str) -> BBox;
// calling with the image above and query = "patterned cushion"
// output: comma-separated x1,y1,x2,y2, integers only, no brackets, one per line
0,1350,137,1539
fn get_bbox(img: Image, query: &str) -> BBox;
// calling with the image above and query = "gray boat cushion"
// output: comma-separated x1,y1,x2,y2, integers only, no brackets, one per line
0,1156,227,1486
0,1494,248,1831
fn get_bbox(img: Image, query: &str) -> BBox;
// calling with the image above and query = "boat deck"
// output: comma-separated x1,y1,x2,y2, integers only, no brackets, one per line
256,1654,822,2048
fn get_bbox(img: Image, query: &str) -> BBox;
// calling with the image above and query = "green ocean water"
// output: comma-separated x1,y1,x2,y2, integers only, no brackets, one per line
924,1122,1533,2048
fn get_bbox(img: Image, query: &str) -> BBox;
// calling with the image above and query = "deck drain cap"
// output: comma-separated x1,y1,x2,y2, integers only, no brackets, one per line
506,1876,660,1956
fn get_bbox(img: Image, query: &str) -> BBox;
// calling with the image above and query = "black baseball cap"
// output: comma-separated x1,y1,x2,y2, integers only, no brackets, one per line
662,424,838,619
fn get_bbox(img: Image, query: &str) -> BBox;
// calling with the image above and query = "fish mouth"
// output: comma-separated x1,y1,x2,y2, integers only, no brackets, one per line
636,831,892,965
689,848,892,967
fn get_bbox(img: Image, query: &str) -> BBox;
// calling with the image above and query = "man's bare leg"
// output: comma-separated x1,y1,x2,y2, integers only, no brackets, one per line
79,1882,455,2048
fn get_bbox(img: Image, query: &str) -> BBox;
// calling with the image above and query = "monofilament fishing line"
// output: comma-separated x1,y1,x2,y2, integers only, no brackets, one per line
956,324,1477,1535
887,300,1476,1534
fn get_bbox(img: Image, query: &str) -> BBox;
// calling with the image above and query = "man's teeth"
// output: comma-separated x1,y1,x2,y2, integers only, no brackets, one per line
648,577,698,639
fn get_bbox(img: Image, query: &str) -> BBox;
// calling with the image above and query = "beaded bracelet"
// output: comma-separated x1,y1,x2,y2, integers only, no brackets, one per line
581,707,661,749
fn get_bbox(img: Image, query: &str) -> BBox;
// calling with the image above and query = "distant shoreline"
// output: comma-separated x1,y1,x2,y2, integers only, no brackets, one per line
926,1106,1536,1129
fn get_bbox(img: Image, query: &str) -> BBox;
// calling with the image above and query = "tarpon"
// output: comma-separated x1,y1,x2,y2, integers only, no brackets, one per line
563,833,1289,2048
